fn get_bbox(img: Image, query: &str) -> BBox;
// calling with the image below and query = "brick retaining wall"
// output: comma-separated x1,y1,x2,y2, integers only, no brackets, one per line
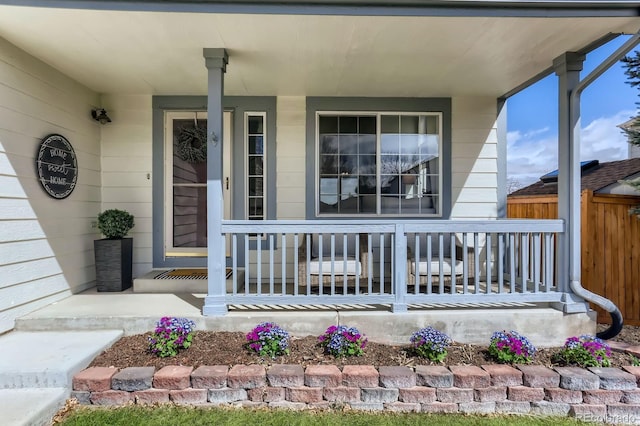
72,364,640,424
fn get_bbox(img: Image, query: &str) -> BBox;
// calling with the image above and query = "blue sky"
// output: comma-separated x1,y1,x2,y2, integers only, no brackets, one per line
507,35,639,188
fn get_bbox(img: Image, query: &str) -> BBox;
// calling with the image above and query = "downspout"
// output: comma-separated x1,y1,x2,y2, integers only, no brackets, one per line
569,31,640,339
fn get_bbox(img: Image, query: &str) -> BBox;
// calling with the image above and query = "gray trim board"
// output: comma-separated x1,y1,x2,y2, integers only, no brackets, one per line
152,96,208,269
152,95,276,268
305,97,452,220
496,98,507,218
3,1,639,18
499,32,623,100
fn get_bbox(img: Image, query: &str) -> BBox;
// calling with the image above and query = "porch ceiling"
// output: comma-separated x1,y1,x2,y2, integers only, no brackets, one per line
0,6,638,97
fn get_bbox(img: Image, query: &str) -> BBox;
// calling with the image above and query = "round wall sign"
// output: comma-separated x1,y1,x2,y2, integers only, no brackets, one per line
36,134,78,199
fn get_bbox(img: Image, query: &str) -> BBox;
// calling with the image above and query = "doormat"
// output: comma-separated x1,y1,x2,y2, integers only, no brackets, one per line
154,268,232,280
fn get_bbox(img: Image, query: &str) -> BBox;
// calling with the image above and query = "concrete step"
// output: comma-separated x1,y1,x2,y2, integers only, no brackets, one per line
0,330,123,388
14,292,203,335
0,388,68,426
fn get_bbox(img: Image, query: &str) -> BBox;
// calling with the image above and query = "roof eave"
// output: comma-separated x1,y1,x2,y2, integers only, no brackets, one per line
1,0,638,18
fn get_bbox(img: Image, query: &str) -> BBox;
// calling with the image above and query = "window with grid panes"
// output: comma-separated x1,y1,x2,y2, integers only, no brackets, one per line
317,113,441,216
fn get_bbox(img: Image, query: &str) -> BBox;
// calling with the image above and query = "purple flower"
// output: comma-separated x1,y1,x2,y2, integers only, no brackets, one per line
148,317,195,358
246,322,290,358
488,330,536,364
560,335,611,367
319,325,367,357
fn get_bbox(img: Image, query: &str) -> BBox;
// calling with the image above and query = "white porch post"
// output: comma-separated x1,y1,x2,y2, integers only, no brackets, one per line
203,48,228,316
553,52,587,313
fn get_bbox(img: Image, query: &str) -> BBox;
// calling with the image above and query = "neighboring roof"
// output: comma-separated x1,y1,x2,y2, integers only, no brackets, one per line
538,159,600,183
618,117,639,131
509,158,640,197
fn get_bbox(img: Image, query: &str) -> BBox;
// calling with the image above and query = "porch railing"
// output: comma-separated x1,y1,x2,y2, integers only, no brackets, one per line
220,219,564,310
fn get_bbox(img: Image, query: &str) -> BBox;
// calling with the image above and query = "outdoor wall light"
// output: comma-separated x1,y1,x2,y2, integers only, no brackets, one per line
91,108,112,124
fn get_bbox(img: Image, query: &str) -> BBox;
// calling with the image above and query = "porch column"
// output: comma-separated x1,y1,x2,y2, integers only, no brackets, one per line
553,52,587,313
203,48,229,316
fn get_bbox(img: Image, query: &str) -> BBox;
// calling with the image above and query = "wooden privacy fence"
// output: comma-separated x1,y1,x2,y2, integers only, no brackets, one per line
508,191,640,326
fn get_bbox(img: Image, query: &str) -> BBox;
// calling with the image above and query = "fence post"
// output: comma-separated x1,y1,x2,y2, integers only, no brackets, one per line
393,223,408,312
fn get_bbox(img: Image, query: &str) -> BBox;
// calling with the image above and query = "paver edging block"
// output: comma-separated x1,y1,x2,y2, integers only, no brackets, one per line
378,366,416,389
361,387,400,404
111,367,155,391
342,365,379,388
228,364,266,389
530,401,571,416
73,367,118,392
474,386,507,402
517,365,560,388
191,365,228,389
247,387,285,402
134,389,170,405
587,367,637,390
481,365,523,387
268,364,304,388
305,365,342,388
555,367,599,391
153,366,193,390
70,390,91,405
415,365,453,388
449,365,490,389
398,386,436,403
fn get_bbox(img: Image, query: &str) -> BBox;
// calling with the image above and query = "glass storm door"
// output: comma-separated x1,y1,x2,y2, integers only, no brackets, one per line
164,111,232,257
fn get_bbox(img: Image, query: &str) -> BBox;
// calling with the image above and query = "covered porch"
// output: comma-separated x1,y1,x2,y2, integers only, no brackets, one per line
1,1,639,337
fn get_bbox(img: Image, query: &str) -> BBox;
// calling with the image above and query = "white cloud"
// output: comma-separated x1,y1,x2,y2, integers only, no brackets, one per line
507,110,636,188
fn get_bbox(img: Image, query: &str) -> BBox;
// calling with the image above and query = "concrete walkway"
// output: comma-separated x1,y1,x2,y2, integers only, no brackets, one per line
0,330,123,426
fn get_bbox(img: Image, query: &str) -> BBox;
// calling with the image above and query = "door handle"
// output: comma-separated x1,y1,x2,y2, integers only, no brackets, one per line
225,177,229,190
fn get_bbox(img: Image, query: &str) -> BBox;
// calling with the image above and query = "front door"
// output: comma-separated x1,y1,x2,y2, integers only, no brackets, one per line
164,111,232,258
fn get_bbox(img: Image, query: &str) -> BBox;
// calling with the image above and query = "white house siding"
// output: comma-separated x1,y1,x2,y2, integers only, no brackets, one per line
600,172,640,195
450,97,499,219
100,95,153,278
0,37,101,333
276,96,306,221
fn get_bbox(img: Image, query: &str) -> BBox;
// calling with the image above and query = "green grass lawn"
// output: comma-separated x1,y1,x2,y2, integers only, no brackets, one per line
57,405,592,426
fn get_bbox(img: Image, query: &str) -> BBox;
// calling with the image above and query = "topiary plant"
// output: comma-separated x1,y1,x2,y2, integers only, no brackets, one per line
97,209,135,239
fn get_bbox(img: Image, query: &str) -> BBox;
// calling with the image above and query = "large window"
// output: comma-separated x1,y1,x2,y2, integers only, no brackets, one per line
317,112,442,216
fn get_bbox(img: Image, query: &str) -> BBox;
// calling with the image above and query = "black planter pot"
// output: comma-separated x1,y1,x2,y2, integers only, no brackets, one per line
94,238,133,292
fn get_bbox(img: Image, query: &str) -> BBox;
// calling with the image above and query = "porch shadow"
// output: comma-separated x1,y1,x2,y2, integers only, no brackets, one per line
174,293,204,310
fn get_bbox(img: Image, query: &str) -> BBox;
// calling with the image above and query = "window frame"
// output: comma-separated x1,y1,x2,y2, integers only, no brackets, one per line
245,111,267,222
315,111,443,218
307,97,451,220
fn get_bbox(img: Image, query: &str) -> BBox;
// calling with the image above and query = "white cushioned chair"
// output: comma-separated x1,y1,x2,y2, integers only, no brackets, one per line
298,233,369,288
407,233,474,289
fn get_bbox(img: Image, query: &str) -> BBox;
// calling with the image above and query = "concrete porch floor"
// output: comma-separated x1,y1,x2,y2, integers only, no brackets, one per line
13,287,597,348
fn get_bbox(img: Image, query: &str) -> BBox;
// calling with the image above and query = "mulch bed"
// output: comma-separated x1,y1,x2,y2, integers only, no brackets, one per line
88,324,640,370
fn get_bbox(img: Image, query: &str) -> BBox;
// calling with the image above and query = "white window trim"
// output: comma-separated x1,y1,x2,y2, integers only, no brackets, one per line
315,110,443,218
